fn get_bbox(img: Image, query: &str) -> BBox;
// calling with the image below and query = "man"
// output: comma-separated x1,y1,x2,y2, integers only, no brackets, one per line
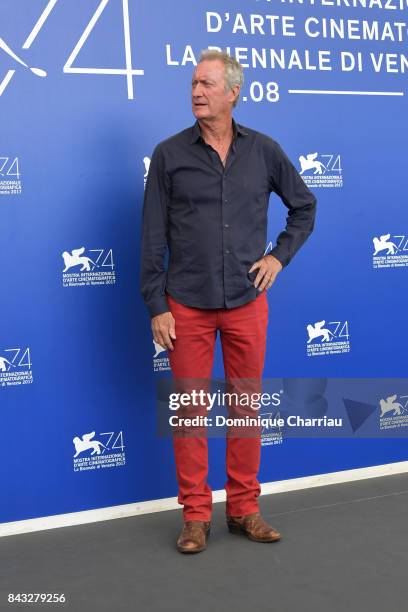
140,50,317,553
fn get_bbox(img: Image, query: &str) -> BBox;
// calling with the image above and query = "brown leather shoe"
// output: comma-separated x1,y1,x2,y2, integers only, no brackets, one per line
226,512,281,542
176,520,211,553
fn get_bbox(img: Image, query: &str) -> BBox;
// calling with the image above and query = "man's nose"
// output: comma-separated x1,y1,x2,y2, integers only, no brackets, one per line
192,83,203,97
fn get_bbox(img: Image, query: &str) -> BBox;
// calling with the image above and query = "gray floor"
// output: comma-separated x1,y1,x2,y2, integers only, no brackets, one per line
1,473,408,612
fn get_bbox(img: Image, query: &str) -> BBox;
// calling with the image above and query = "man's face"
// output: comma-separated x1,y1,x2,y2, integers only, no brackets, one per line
191,60,235,121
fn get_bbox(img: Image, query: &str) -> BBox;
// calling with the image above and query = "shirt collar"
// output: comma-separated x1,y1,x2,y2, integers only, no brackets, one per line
190,118,248,144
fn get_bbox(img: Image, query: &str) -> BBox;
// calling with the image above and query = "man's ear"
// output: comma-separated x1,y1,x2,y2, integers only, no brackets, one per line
227,85,239,106
231,84,240,105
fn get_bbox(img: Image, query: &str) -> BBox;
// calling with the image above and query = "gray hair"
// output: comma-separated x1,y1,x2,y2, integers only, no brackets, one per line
199,49,244,108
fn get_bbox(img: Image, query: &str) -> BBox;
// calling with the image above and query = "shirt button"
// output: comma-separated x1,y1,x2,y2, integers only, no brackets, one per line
225,249,230,254
224,224,229,228
224,199,228,204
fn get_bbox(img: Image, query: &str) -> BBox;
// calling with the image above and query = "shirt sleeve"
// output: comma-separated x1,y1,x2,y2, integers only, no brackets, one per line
140,144,170,318
267,140,317,268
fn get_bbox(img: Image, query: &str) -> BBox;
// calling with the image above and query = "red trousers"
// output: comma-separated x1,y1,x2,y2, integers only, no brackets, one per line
166,291,269,521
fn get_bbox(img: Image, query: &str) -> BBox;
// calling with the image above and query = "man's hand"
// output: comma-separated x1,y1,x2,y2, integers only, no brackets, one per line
249,254,283,292
152,311,176,351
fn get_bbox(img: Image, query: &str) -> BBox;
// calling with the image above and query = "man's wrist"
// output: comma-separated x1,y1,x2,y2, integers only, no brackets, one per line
265,253,284,270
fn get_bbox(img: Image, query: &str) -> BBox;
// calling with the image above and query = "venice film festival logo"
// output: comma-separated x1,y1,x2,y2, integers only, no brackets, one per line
143,157,151,189
260,409,284,447
372,233,408,269
306,320,351,357
0,1,143,101
379,393,408,431
0,156,22,196
298,152,343,189
62,247,116,287
0,347,33,387
153,339,171,373
73,430,126,472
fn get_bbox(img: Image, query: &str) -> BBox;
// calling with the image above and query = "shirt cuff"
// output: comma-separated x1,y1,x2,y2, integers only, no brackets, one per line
147,295,170,318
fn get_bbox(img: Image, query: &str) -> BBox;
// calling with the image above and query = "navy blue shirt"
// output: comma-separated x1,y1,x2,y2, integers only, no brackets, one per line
140,118,317,318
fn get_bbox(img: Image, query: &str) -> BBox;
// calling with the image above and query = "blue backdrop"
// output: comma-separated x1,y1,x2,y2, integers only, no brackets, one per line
1,0,407,525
